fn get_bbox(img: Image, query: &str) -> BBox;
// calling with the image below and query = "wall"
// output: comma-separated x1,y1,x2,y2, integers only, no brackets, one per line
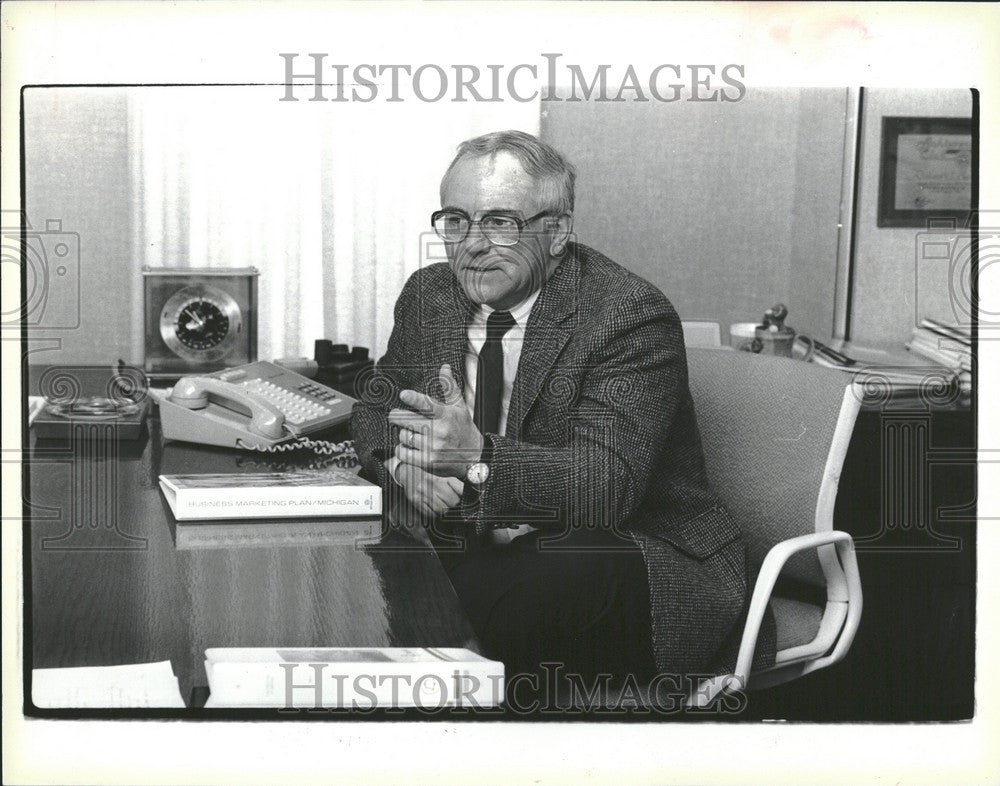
21,87,540,366
540,88,851,342
24,87,959,362
849,88,973,346
23,88,134,365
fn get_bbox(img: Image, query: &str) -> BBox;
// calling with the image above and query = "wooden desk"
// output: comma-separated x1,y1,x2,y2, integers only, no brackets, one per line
25,415,477,709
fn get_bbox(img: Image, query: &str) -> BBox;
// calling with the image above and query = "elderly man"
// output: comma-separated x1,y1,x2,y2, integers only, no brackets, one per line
351,130,753,686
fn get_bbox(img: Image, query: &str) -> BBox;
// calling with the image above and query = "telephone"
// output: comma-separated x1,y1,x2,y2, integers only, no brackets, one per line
157,361,357,451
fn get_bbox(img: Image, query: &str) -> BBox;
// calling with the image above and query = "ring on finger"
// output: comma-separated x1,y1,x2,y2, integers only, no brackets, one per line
406,428,416,447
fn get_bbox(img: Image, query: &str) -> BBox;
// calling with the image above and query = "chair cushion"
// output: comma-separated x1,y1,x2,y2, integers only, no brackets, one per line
770,595,824,650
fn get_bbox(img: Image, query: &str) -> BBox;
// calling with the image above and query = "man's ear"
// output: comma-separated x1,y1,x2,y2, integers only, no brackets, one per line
549,213,574,257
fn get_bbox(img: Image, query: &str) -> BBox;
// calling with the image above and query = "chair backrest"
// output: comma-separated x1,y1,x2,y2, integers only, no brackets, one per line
681,320,722,348
685,348,861,585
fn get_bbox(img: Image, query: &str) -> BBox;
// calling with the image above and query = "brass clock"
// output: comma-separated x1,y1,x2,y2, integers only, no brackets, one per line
143,267,258,378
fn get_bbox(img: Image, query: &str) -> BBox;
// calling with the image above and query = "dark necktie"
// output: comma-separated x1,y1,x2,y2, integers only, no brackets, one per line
473,310,516,437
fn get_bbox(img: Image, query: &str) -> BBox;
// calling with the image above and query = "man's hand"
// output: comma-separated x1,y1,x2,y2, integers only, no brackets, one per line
389,364,484,478
394,462,465,519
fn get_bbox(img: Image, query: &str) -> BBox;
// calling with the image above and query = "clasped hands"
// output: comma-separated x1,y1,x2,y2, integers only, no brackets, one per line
388,364,484,518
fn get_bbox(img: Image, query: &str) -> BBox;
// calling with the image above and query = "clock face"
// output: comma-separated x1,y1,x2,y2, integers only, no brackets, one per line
175,298,230,350
159,284,243,364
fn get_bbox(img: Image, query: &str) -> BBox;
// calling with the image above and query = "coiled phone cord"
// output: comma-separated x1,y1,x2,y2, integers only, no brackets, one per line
235,436,360,469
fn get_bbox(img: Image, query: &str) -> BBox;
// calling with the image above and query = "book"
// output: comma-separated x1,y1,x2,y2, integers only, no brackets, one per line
159,468,381,521
27,396,46,426
203,647,504,709
32,660,185,708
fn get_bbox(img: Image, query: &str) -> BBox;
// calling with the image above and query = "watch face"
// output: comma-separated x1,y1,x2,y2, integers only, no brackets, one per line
159,284,243,364
467,462,489,486
174,299,230,350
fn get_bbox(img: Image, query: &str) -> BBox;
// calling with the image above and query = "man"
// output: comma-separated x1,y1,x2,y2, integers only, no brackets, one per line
351,130,757,686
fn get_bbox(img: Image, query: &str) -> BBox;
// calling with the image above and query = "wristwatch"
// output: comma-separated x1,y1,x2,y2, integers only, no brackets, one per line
465,435,494,488
465,461,490,487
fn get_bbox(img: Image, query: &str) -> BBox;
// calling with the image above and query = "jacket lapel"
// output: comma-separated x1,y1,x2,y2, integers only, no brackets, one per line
506,251,580,439
423,274,474,398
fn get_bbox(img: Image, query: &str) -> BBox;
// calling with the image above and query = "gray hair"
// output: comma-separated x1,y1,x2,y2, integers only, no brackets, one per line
440,130,576,214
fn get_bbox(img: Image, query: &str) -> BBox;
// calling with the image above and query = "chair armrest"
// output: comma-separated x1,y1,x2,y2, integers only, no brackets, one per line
731,530,862,689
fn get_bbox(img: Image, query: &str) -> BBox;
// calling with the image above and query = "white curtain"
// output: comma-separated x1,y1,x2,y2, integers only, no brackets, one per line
128,86,539,362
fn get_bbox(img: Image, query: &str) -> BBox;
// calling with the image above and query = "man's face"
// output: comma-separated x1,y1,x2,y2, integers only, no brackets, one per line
440,151,559,311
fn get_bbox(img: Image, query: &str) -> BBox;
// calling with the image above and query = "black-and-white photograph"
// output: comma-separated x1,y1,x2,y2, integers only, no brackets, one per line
3,3,997,784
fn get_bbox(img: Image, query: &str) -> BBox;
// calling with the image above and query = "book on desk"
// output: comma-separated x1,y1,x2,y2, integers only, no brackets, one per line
158,467,381,521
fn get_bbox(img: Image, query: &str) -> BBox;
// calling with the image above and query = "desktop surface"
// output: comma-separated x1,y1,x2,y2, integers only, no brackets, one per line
25,414,477,709
22,363,976,720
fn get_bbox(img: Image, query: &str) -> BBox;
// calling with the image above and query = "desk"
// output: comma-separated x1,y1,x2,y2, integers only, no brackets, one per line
25,414,477,709
23,364,977,719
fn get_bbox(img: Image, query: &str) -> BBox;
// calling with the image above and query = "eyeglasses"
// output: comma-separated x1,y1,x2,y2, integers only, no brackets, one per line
431,209,555,247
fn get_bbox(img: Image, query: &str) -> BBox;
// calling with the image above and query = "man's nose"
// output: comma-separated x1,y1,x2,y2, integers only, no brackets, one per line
464,221,492,253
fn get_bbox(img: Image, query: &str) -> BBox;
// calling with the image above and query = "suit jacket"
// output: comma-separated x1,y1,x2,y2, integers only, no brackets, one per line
351,242,773,675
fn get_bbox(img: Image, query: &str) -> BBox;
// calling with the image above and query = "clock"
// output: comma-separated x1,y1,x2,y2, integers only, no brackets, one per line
143,267,258,379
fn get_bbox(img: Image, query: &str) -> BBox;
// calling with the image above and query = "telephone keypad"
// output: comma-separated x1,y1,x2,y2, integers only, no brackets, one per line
239,374,343,433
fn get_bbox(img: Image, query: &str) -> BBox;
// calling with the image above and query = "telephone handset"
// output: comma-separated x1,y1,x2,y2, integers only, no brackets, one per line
158,361,357,451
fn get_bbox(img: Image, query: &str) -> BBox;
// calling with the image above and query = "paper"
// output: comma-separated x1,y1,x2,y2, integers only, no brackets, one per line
894,133,972,211
32,660,185,708
27,396,46,426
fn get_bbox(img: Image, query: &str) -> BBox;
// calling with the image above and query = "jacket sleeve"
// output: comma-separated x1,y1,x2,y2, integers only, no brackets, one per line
475,286,684,534
349,274,420,489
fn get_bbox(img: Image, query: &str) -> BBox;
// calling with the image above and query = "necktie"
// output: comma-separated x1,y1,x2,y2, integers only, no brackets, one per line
473,310,516,437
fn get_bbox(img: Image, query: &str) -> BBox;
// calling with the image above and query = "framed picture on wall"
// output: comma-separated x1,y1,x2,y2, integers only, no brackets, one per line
877,116,973,228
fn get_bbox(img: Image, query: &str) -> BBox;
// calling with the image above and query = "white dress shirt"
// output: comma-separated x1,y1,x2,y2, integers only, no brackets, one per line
464,291,539,543
388,288,541,543
462,289,539,439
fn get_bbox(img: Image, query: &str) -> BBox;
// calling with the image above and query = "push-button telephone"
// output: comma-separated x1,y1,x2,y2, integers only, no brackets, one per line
157,361,357,451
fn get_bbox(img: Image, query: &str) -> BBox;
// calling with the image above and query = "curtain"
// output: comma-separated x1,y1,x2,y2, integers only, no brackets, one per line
128,86,540,362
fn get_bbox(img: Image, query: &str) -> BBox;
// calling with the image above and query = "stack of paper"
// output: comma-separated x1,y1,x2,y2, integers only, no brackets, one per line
796,335,961,398
906,318,973,397
32,660,185,708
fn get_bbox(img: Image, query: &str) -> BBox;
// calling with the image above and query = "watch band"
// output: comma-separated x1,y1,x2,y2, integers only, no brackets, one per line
478,432,494,468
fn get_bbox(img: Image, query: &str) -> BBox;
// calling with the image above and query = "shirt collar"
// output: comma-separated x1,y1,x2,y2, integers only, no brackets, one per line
477,288,540,330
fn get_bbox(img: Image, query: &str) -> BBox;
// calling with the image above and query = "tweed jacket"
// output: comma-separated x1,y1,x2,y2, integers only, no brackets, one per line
351,242,772,675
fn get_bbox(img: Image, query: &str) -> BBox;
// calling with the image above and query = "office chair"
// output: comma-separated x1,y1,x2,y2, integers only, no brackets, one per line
680,320,723,348
684,348,863,705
